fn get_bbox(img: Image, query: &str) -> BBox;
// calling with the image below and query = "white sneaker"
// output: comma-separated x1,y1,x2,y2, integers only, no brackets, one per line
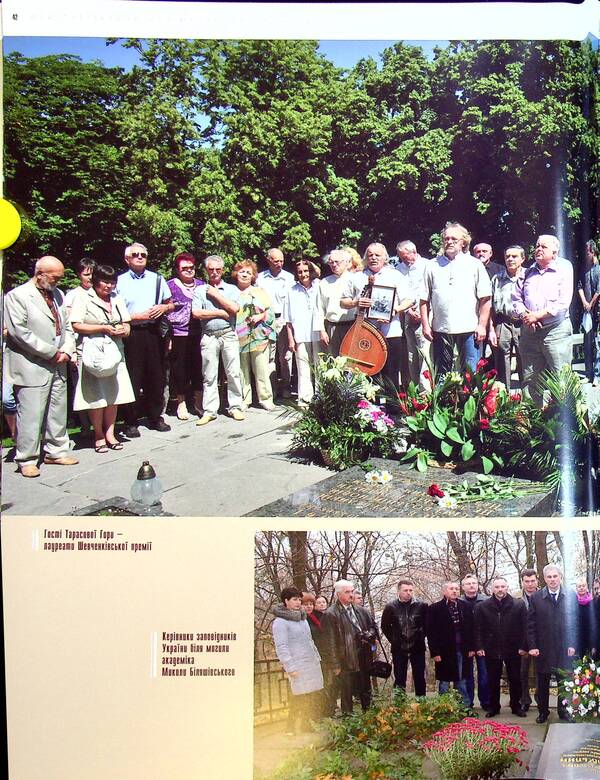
230,408,245,421
177,401,189,420
259,401,276,411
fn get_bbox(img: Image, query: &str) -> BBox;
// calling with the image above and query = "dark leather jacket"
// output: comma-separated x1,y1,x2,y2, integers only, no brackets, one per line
323,601,377,672
381,598,427,654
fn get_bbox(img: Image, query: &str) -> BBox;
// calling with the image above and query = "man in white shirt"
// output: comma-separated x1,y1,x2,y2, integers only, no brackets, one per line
256,247,294,398
394,240,431,389
314,248,354,357
341,243,413,396
420,223,492,377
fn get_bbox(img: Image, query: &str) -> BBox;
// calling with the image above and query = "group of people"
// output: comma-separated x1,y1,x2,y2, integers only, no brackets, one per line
3,223,593,477
272,565,597,734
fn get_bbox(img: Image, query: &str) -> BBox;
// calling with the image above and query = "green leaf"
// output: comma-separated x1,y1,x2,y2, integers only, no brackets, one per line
481,456,494,474
446,427,465,444
432,410,448,434
440,440,453,457
416,452,428,472
461,441,476,461
427,420,445,439
463,395,476,422
405,416,420,431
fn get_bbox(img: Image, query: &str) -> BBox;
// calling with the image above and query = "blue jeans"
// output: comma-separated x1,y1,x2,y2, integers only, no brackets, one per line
439,650,470,707
432,331,482,376
465,653,490,709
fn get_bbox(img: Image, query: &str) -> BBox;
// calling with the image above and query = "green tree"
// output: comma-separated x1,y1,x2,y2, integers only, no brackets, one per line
3,53,127,282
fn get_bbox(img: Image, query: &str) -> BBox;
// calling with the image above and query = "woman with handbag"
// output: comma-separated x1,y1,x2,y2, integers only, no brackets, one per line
233,260,276,411
166,252,205,420
70,264,135,453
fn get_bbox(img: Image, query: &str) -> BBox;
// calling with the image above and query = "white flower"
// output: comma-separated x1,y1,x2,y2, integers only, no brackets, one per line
365,472,380,484
437,495,457,509
566,705,574,715
378,470,393,484
583,684,590,694
575,667,582,675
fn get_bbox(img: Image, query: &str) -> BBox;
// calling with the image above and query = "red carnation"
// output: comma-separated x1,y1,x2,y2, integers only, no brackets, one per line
476,358,488,372
428,484,445,498
510,392,522,402
423,369,432,381
486,368,498,379
479,417,490,430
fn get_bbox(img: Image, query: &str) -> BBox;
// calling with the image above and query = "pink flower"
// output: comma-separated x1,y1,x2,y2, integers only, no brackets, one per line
479,418,490,430
357,400,370,409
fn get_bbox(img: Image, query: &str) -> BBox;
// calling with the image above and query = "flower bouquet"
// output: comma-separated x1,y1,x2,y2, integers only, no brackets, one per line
290,355,409,470
559,655,600,720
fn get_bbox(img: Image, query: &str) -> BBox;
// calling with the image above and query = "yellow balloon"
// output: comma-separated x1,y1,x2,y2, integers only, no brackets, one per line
0,199,22,249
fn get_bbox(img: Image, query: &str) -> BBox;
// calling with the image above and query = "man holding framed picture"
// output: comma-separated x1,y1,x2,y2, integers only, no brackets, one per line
341,242,414,395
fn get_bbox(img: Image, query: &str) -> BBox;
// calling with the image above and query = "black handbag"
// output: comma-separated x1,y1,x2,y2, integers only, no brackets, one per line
371,638,392,679
154,274,172,338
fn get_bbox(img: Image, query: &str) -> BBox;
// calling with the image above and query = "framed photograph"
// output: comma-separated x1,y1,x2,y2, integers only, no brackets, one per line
368,284,396,323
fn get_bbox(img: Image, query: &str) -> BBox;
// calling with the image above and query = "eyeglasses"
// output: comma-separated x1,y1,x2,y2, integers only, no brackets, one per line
180,266,195,271
129,252,147,259
98,280,116,286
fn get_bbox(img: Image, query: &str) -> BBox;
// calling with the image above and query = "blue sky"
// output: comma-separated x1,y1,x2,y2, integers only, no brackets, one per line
3,37,443,69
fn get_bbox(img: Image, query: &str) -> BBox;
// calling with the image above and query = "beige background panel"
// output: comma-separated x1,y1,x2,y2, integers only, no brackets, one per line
2,516,254,780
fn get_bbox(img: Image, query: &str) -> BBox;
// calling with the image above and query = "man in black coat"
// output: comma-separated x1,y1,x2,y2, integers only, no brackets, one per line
381,578,427,695
460,573,491,711
323,579,378,714
517,567,539,712
427,581,476,710
527,563,579,723
474,576,528,718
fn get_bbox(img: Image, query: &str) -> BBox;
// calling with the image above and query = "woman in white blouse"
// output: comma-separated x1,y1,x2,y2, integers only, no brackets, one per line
283,261,321,407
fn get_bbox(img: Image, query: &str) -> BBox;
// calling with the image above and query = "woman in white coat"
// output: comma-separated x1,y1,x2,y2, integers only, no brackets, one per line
272,586,324,735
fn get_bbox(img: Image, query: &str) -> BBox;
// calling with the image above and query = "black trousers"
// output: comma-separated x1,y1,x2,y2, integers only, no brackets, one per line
392,649,426,696
520,653,537,709
123,326,166,424
537,670,569,717
169,335,203,396
485,655,522,712
335,668,372,714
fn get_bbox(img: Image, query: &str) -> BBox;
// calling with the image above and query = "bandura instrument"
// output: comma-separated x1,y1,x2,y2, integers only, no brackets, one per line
339,280,388,376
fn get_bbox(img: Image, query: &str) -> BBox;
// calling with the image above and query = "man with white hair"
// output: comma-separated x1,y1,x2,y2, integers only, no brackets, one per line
341,242,414,394
116,242,174,436
527,563,578,723
314,248,354,357
256,248,294,398
420,222,492,376
394,240,431,389
4,256,78,477
323,579,377,714
512,234,574,405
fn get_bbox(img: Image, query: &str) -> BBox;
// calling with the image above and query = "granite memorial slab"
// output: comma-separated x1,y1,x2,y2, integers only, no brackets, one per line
535,724,600,779
245,457,555,517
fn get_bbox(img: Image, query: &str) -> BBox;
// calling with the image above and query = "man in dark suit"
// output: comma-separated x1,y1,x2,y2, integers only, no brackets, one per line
323,579,378,714
518,567,539,712
527,563,578,723
474,576,528,718
381,578,427,695
427,581,476,711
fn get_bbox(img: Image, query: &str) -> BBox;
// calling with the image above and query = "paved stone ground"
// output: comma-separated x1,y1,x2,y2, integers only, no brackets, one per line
3,360,599,517
1,404,329,516
253,694,551,779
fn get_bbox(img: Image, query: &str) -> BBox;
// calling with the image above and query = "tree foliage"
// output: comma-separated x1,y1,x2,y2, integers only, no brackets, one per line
3,39,597,285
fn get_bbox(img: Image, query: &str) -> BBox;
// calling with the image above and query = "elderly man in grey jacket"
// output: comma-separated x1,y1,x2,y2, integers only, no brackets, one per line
4,256,78,477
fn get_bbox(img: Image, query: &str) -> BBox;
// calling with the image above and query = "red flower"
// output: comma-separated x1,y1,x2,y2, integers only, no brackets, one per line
428,484,445,498
486,368,498,379
483,390,498,416
510,392,522,402
464,371,472,384
476,358,488,372
411,398,429,412
479,418,490,430
423,369,432,382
